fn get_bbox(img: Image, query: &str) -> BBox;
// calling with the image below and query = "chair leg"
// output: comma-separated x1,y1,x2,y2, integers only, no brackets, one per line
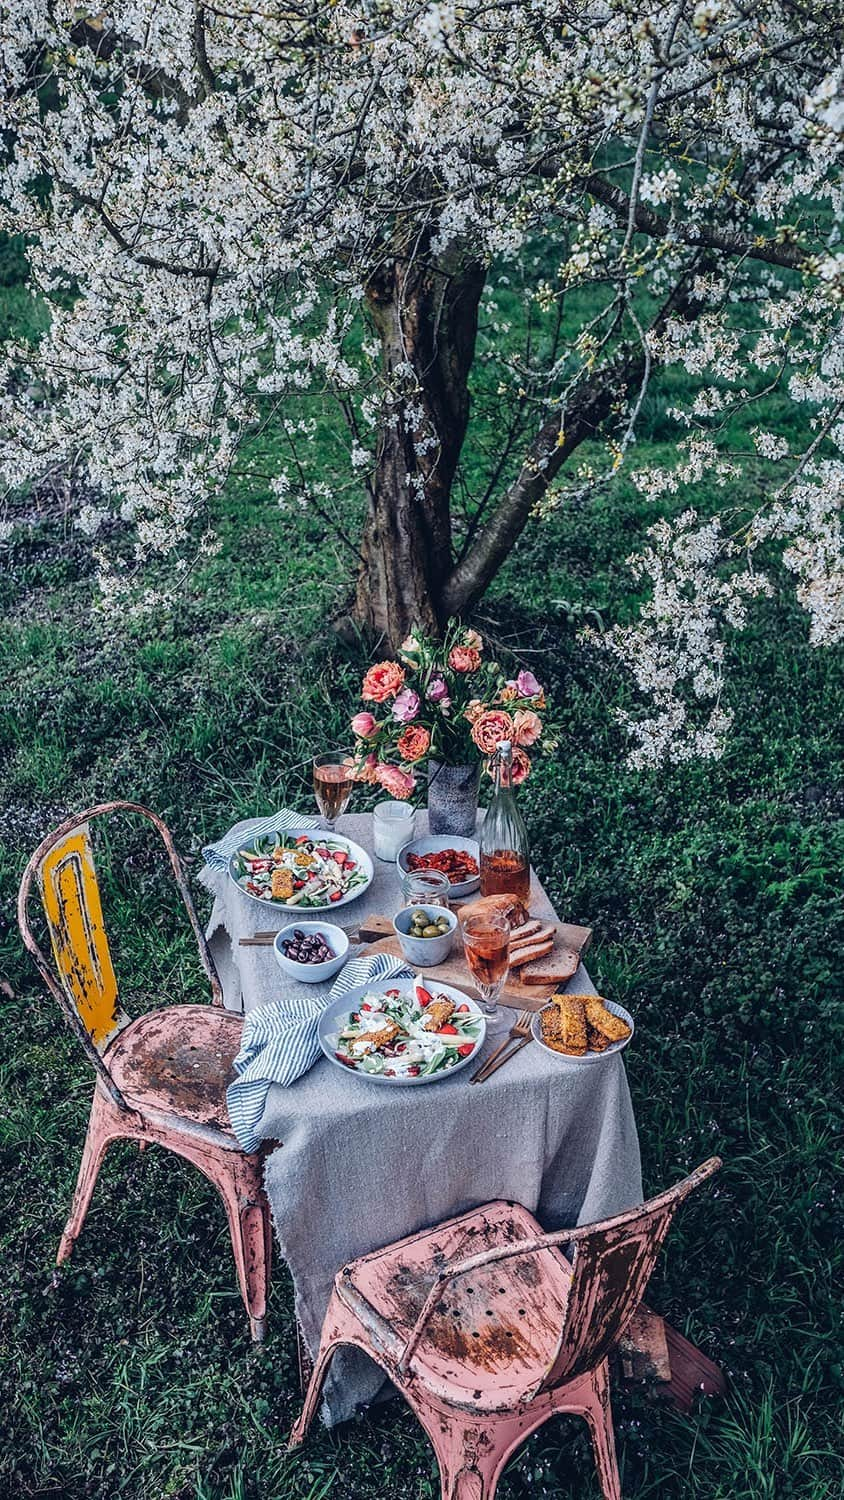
581,1361,622,1500
429,1416,502,1500
57,1086,123,1264
289,1292,355,1448
218,1162,272,1342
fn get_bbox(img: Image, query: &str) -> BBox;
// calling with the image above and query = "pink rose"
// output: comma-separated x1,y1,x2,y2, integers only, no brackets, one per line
513,709,542,747
396,724,430,762
448,645,481,673
470,710,514,754
392,687,421,723
426,675,449,703
516,669,542,698
351,711,377,739
376,764,416,799
361,660,405,703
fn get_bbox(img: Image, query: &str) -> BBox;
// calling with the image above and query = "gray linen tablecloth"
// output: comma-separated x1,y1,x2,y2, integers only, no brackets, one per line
200,813,642,1425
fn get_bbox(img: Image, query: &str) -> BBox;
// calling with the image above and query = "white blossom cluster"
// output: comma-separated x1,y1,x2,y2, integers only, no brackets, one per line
0,1,842,764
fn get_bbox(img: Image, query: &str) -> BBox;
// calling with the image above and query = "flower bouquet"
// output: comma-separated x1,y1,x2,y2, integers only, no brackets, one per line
350,626,554,833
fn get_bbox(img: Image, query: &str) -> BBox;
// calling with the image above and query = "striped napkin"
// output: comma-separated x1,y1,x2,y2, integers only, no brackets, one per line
226,952,414,1152
202,809,322,871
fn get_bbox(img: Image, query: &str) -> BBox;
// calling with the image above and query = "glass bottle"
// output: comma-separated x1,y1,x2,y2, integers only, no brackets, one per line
479,740,531,906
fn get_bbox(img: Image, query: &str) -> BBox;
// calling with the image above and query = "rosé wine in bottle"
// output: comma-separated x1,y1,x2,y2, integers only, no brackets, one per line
479,741,531,905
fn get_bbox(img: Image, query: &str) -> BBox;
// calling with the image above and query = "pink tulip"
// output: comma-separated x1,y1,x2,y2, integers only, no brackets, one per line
392,687,421,723
351,711,377,739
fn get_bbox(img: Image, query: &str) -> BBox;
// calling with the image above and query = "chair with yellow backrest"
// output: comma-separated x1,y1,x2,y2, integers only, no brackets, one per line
17,801,272,1340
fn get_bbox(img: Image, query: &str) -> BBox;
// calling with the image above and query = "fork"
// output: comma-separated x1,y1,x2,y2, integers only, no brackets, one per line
470,1010,532,1084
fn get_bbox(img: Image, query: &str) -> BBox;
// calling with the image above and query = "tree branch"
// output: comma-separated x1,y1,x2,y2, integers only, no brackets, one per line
583,171,809,272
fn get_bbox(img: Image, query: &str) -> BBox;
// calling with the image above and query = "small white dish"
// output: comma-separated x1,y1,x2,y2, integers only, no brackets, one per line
396,835,480,898
531,998,634,1062
273,921,349,984
392,905,457,966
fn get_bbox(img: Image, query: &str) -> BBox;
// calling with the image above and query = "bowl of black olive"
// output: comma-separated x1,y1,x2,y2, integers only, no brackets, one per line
273,921,349,983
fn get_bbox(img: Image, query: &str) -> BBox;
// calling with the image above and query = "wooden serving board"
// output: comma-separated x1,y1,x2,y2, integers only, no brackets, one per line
357,914,593,1010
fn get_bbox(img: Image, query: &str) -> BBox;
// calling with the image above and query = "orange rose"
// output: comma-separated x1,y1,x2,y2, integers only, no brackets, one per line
353,753,380,784
463,629,483,651
463,698,485,724
376,764,416,799
484,746,531,783
448,645,481,673
471,709,514,754
510,746,531,784
513,709,542,747
361,660,405,702
396,724,431,762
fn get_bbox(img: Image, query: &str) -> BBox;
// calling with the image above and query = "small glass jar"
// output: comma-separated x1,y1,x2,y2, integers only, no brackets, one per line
373,800,416,861
400,868,451,909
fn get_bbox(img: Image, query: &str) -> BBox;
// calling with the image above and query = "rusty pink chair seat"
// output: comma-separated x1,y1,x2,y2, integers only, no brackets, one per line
342,1200,573,1414
18,802,272,1342
291,1160,721,1500
104,1005,245,1134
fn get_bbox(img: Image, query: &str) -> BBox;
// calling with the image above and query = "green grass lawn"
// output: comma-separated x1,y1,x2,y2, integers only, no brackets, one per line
1,242,843,1499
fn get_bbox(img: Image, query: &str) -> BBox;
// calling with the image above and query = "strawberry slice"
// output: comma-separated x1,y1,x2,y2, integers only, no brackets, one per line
329,890,342,902
416,986,433,1007
457,1043,474,1057
333,850,347,865
407,1065,421,1076
385,988,401,997
456,1003,470,1013
344,860,356,871
439,1023,458,1035
295,836,311,845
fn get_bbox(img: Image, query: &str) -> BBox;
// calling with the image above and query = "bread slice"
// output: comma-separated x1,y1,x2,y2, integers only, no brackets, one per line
508,937,554,969
510,923,555,954
509,918,542,944
517,948,581,985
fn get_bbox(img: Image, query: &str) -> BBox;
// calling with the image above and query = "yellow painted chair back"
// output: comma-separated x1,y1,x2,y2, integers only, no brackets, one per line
18,801,222,1110
37,822,126,1053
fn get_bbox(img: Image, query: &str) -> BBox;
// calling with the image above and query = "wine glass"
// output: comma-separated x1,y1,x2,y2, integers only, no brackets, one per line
462,911,511,1031
312,751,354,832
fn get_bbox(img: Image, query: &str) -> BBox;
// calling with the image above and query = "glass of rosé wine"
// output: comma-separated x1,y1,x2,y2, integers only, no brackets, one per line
313,752,355,832
462,910,511,1030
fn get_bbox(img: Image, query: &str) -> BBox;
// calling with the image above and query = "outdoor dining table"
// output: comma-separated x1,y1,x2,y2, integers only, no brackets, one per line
200,812,643,1425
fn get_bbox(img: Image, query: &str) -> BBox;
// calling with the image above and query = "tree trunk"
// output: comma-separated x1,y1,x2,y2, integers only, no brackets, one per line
354,252,485,647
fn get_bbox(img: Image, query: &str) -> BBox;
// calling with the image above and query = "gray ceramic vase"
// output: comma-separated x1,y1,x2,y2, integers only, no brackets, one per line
426,759,481,836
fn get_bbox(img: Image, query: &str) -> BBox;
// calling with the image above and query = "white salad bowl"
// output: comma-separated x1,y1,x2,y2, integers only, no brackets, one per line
273,921,349,984
228,827,374,913
318,977,486,1086
392,904,457,966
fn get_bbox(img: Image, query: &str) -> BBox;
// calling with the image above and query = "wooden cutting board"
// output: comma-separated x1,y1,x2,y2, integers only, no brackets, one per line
357,914,593,1011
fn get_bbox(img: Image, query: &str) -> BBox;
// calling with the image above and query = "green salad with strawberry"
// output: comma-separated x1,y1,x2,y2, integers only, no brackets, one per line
334,980,483,1078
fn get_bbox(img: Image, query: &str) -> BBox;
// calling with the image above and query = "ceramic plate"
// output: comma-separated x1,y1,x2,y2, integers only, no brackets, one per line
396,834,481,898
531,998,634,1062
228,828,374,913
318,977,486,1086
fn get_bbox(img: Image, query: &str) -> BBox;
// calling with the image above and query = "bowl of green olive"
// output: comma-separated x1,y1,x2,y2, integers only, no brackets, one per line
392,904,457,965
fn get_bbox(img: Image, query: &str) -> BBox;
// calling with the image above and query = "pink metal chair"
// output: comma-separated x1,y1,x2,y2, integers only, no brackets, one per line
290,1158,721,1499
17,801,272,1341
